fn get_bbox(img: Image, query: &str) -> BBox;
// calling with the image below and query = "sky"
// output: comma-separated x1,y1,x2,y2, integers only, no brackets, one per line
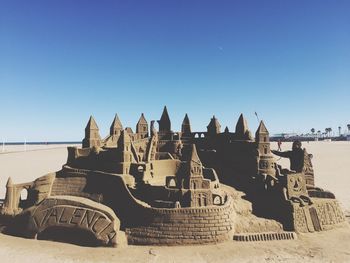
0,0,349,141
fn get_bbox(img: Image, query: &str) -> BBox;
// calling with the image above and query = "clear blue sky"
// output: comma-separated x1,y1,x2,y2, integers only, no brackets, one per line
0,0,349,141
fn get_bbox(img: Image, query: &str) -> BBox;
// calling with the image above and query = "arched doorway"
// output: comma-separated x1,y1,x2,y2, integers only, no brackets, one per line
37,226,102,247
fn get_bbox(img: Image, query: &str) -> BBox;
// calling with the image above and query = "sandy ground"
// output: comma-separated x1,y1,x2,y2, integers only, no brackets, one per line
0,141,349,262
0,226,349,263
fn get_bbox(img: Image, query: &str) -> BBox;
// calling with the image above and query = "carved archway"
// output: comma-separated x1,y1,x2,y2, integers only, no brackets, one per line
28,196,121,247
37,226,102,247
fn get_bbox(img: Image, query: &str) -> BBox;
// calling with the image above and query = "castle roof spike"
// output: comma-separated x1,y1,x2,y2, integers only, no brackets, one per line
111,114,123,129
160,106,170,120
182,113,190,124
207,115,221,133
235,113,249,135
181,113,192,134
158,106,171,132
256,120,268,134
85,116,99,130
189,144,202,165
137,113,148,124
6,177,13,187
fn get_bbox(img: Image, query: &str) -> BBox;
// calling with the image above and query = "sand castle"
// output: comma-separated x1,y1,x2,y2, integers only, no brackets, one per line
0,107,346,247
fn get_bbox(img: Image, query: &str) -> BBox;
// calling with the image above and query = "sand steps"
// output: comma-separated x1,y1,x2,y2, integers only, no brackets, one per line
233,231,297,242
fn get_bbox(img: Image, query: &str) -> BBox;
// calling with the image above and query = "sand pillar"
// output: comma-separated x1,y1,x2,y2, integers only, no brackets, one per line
2,177,16,215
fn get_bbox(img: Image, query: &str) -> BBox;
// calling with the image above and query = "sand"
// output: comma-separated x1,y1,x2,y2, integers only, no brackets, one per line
0,226,349,263
0,141,349,262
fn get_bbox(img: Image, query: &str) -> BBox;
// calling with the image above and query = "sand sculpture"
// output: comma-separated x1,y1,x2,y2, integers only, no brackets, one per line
0,107,346,246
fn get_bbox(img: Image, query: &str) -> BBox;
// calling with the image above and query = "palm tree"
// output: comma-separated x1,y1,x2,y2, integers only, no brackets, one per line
347,124,350,134
325,128,332,138
317,130,321,138
338,126,341,136
311,128,315,135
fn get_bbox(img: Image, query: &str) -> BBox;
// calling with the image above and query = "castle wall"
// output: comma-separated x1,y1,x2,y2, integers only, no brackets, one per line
126,197,234,245
132,137,149,161
148,159,181,185
51,174,102,202
313,199,346,228
292,198,346,233
39,166,151,228
33,166,235,245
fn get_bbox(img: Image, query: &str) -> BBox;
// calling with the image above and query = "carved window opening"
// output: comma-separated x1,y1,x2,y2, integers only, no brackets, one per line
20,188,28,201
213,196,221,205
168,178,176,188
19,188,29,208
137,165,144,173
191,181,196,189
197,197,201,206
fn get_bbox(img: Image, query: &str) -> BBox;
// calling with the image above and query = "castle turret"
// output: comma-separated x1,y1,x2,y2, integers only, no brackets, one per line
110,114,123,136
136,113,148,139
255,121,270,154
255,121,275,176
117,130,134,174
1,177,16,215
82,116,102,148
188,144,203,178
181,114,192,135
235,114,253,140
207,115,221,135
158,106,171,133
150,120,156,137
182,144,212,207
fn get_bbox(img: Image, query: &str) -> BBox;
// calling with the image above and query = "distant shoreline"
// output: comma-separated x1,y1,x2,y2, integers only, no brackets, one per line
0,141,80,145
0,143,80,155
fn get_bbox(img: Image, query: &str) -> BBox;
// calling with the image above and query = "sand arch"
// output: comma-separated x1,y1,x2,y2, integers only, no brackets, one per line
37,226,103,247
28,196,122,247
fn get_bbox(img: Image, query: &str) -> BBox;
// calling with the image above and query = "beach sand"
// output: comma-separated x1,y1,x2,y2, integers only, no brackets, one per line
0,141,349,262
